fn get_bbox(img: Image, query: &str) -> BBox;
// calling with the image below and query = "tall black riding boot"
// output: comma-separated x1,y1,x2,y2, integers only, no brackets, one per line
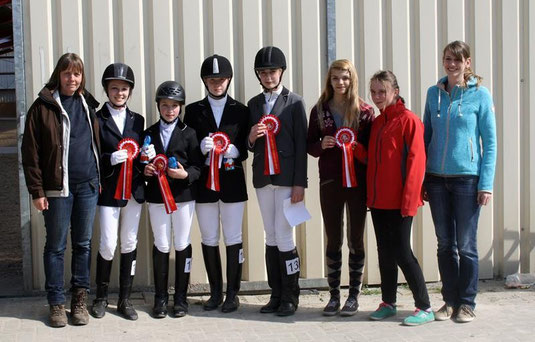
277,248,300,316
173,245,192,318
118,249,138,320
201,244,223,311
222,243,243,313
91,253,113,318
260,245,282,313
152,246,169,318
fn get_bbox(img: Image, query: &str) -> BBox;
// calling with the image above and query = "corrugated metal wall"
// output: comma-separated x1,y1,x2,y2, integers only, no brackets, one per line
19,0,534,291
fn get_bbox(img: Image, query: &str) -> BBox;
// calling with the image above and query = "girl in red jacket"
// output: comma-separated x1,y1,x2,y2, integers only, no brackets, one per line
367,70,434,326
307,59,374,316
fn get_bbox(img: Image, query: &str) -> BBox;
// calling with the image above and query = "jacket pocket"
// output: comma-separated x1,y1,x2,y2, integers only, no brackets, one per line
278,149,295,158
320,179,334,187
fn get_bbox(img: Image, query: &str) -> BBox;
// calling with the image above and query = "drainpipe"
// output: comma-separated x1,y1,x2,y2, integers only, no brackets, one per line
326,0,336,66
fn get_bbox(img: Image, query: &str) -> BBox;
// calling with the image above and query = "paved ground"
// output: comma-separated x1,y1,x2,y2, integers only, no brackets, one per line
0,280,533,342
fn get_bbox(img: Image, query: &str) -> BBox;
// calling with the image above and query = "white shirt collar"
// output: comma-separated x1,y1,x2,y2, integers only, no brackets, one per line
106,102,126,117
208,94,228,108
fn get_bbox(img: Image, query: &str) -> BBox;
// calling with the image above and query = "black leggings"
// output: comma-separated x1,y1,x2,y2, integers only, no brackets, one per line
320,177,367,296
370,208,430,310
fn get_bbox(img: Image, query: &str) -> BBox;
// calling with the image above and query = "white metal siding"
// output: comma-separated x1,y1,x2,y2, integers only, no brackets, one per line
20,0,534,290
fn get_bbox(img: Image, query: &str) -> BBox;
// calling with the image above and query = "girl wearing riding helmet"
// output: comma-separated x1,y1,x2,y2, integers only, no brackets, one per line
367,70,434,326
142,81,202,318
247,46,308,317
307,59,374,316
91,63,155,321
423,41,496,323
184,55,249,313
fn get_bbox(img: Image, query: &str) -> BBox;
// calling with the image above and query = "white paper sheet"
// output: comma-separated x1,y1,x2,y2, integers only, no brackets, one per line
283,198,312,227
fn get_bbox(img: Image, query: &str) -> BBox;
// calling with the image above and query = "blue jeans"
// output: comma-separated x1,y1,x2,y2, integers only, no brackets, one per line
43,177,99,305
424,175,481,309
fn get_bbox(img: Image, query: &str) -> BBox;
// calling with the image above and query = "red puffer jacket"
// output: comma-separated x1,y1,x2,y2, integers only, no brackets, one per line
367,98,425,217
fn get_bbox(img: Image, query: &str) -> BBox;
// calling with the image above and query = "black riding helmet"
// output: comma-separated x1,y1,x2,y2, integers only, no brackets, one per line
155,81,186,124
254,46,286,91
200,54,233,99
155,80,186,104
101,63,135,92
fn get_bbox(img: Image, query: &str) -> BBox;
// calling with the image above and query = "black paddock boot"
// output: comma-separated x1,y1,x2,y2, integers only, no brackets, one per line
173,245,192,318
117,249,138,320
277,248,300,317
91,253,112,318
340,251,364,316
152,246,169,318
323,250,342,316
222,243,243,313
260,245,282,313
201,244,223,311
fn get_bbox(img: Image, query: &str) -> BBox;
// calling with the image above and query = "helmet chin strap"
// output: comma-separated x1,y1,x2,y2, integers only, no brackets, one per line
257,70,284,93
207,90,226,100
159,114,179,125
203,78,232,100
108,100,127,109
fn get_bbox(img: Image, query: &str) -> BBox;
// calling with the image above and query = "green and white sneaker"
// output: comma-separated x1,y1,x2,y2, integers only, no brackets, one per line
403,309,435,326
369,302,397,321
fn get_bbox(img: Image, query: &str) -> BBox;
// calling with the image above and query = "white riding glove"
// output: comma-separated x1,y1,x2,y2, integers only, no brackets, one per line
110,149,128,166
224,144,239,159
200,136,214,155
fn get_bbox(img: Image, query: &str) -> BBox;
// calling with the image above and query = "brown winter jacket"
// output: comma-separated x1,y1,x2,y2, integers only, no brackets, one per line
21,87,100,199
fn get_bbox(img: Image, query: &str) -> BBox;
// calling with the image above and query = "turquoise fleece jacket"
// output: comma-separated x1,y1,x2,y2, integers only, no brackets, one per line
423,76,497,192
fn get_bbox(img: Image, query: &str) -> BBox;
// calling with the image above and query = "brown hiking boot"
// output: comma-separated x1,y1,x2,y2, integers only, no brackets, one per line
71,288,89,325
49,304,67,327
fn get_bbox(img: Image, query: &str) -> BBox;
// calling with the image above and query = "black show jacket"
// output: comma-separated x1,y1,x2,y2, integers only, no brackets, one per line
142,119,202,204
97,104,145,207
184,96,249,203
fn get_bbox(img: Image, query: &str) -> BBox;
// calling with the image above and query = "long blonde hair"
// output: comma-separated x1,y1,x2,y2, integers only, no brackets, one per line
315,59,361,130
443,40,482,87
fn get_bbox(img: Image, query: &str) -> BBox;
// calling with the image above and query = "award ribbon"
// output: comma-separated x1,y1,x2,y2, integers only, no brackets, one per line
153,154,177,214
206,132,230,191
140,136,151,164
114,138,140,200
335,127,358,188
259,114,281,175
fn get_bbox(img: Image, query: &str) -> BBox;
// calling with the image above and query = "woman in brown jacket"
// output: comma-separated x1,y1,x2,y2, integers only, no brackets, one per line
21,53,100,328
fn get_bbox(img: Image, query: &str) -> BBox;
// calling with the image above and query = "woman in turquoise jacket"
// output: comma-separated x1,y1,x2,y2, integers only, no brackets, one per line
423,40,496,324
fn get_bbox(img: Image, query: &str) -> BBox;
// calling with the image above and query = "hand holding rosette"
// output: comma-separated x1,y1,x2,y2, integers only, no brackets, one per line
259,114,281,175
114,138,140,200
335,127,358,188
206,132,230,191
152,154,177,214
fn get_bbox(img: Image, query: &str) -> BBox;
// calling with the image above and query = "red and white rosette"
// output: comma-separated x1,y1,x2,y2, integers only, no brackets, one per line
335,127,358,188
114,138,140,200
153,154,177,214
259,114,281,175
206,132,230,191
